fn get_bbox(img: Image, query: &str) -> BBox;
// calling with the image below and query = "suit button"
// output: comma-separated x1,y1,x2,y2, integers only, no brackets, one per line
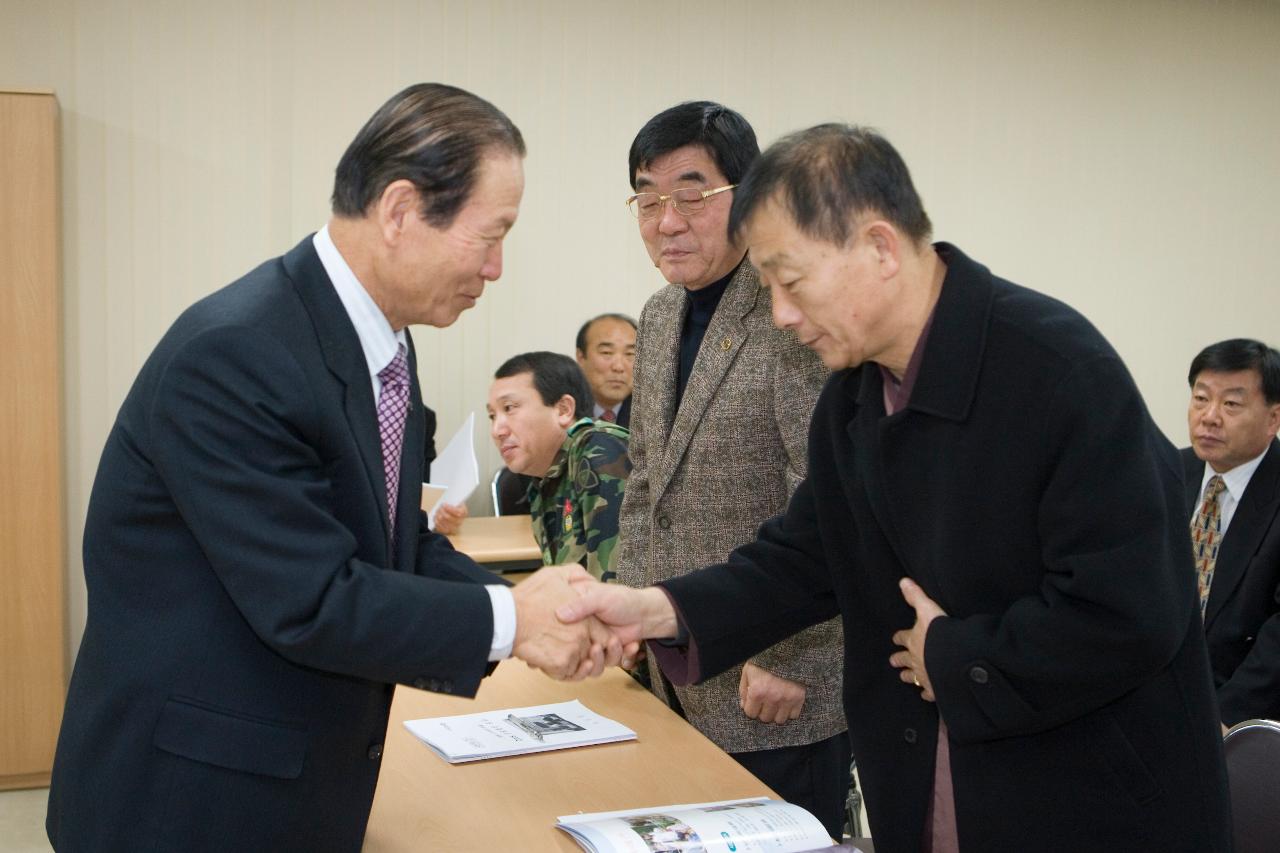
440,680,454,693
969,666,989,684
657,516,671,530
412,678,428,690
367,744,383,760
903,727,918,744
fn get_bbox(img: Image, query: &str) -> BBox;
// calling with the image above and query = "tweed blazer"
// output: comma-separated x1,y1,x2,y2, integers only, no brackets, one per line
615,261,844,753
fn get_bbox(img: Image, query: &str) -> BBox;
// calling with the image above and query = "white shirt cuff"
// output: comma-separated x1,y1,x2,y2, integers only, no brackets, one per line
485,585,516,661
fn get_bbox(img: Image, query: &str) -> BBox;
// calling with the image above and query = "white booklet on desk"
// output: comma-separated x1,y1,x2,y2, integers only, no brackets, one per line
556,797,855,853
404,699,636,764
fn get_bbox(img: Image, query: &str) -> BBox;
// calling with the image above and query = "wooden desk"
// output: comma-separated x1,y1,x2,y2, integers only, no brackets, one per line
363,664,778,852
447,515,541,564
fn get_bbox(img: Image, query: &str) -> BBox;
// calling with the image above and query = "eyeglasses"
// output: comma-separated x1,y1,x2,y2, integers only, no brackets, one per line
625,184,736,220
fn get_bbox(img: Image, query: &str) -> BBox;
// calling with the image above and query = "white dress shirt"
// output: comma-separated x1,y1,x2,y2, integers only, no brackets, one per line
1192,446,1269,535
313,226,515,661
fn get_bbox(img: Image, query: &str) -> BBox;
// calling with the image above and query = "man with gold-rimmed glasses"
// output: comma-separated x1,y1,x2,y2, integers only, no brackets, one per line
612,101,849,839
625,183,736,219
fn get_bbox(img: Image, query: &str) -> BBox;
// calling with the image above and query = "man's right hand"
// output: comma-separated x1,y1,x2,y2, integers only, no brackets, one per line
511,565,622,680
556,583,679,668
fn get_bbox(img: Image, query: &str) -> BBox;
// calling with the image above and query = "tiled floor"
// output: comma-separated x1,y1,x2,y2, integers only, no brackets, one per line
0,788,52,853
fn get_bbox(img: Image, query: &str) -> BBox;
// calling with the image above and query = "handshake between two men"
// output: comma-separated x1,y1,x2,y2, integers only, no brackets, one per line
508,565,678,681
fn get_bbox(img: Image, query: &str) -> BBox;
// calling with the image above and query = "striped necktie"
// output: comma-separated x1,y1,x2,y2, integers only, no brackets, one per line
1190,474,1227,617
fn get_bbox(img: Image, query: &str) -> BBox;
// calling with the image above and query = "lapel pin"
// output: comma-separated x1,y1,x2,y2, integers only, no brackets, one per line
721,337,732,351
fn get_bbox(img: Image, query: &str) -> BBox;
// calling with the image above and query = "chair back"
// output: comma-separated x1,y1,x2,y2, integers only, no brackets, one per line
493,467,532,517
490,468,504,516
1223,718,1280,853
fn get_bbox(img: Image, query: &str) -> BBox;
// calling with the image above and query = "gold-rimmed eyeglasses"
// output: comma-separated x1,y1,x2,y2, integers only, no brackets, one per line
625,184,736,220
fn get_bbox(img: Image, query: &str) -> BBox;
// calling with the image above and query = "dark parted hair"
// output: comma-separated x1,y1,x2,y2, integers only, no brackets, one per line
628,101,759,190
574,313,638,355
331,83,525,227
1188,339,1280,404
728,123,932,248
495,352,594,419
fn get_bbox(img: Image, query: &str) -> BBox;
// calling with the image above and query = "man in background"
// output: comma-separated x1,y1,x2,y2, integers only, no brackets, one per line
47,83,617,853
495,313,638,518
615,101,848,838
576,312,637,427
1184,337,1280,729
487,351,631,581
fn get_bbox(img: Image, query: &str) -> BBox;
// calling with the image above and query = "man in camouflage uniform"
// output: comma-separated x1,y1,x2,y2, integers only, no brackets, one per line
528,417,630,582
486,351,631,581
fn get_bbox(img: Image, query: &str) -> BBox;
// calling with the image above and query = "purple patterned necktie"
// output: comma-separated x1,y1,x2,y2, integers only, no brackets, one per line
377,344,411,534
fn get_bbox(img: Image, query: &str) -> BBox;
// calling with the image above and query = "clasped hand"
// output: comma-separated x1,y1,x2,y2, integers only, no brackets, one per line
514,572,680,681
510,565,638,680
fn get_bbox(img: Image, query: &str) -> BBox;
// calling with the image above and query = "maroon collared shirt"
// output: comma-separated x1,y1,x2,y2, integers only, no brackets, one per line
879,308,959,853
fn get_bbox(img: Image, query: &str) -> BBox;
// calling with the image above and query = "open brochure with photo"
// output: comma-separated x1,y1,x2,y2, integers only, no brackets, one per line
403,699,636,764
556,797,865,853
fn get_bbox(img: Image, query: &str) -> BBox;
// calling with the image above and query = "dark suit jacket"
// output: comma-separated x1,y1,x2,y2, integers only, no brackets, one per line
1183,439,1280,723
48,237,501,852
615,394,631,429
659,245,1230,853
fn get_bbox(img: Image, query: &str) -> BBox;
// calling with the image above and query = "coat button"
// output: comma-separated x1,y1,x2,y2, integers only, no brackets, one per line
969,666,989,684
367,744,383,760
657,516,671,530
440,680,454,693
412,677,428,690
903,727,918,744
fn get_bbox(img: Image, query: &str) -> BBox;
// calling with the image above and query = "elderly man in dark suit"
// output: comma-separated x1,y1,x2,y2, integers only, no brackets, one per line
1183,338,1280,730
47,83,618,853
575,312,637,427
565,124,1231,852
614,101,848,839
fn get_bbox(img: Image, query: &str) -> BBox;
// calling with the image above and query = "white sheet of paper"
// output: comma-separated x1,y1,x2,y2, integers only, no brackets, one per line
425,412,479,530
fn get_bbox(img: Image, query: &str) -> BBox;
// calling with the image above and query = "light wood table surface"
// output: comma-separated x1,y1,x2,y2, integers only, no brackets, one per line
362,663,778,852
446,514,541,564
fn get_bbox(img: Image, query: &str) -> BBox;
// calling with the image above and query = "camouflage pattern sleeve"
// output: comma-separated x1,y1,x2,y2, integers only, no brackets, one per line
527,421,632,582
574,426,632,583
528,453,587,570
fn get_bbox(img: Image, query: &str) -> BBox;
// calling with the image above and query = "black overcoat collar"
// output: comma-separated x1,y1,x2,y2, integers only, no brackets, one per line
848,243,995,423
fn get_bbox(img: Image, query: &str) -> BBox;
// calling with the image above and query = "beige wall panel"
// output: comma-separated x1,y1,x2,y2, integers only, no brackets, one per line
2,0,1278,668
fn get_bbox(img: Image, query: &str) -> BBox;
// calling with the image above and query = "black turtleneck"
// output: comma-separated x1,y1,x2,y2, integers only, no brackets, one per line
676,262,740,404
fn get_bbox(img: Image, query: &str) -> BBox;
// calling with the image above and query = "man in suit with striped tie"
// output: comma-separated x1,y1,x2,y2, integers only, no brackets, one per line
1184,338,1280,731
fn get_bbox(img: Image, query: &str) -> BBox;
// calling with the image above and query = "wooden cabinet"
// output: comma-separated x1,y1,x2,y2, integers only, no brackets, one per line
0,90,66,790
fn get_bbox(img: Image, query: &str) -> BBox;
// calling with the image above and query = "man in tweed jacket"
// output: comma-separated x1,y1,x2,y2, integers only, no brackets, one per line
615,102,848,838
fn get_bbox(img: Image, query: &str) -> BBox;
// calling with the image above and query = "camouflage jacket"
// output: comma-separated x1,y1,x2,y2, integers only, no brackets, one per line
529,418,631,582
